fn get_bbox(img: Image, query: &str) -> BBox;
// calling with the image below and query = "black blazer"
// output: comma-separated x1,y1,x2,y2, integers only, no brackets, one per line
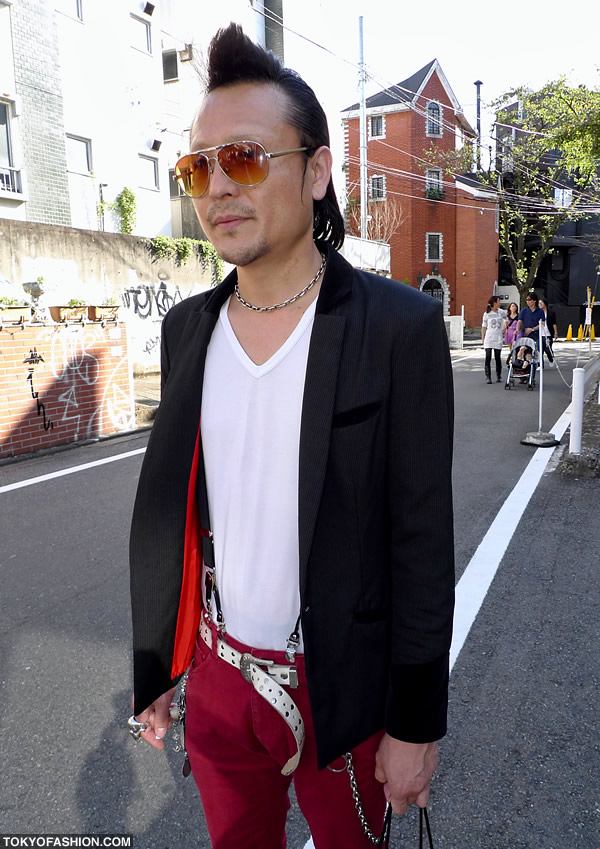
130,246,455,769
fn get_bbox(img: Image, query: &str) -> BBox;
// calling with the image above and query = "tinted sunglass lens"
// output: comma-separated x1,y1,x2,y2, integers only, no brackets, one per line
176,154,209,197
218,142,267,186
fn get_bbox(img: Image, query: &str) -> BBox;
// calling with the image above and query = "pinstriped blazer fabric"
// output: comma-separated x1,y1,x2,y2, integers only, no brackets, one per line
130,246,455,769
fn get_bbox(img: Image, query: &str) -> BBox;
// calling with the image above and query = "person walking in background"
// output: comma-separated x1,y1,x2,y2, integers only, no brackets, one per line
503,302,519,362
482,295,506,384
538,297,558,366
517,292,545,340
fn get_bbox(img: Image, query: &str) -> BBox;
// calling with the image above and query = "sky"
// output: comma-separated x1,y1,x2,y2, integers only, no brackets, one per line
277,0,599,174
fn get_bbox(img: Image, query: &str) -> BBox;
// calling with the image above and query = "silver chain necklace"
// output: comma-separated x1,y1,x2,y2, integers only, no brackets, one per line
234,253,326,312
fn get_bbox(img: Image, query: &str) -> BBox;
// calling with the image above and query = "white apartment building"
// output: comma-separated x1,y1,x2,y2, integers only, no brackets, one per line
0,0,288,238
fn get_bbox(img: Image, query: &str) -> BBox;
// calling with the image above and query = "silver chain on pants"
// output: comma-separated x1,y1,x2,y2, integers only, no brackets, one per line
345,752,388,844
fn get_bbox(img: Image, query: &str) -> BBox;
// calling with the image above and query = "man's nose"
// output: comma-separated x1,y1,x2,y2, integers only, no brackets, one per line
206,156,238,197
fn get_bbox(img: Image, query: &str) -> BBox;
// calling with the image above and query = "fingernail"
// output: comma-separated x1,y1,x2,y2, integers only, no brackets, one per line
156,727,166,739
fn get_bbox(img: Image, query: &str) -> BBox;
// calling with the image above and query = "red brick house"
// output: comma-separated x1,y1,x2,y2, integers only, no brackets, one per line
342,59,498,327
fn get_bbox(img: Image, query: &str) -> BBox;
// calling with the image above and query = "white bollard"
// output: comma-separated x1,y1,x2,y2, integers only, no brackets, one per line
569,367,586,455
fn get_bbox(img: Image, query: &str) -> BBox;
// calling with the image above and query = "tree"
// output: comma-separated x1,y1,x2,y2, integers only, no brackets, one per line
432,78,600,304
346,194,406,244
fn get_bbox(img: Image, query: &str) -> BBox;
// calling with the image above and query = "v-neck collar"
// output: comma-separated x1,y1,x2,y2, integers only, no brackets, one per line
219,297,317,378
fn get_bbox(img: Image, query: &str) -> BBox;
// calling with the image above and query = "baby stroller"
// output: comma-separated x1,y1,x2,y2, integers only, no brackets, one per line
505,337,538,390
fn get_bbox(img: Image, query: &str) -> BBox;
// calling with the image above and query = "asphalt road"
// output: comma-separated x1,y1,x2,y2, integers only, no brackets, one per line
1,340,598,848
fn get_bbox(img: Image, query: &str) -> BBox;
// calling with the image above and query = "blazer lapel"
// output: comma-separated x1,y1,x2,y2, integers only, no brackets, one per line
298,312,346,599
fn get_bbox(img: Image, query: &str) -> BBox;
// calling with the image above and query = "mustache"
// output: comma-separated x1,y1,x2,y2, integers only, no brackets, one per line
206,205,256,225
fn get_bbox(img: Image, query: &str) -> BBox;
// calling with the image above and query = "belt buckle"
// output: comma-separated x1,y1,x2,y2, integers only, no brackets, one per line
281,667,298,688
240,652,273,683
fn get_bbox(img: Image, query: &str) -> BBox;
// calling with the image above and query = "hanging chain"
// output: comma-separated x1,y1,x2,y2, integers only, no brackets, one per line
345,751,384,844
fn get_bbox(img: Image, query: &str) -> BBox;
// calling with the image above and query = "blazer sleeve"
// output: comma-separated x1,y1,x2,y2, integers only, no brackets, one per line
384,298,455,743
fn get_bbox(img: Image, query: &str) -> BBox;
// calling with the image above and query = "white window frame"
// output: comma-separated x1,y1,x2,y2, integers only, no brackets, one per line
0,99,23,195
368,114,385,140
425,168,443,197
65,134,92,175
426,101,443,138
139,154,159,190
425,232,443,262
0,100,14,168
131,14,152,54
369,174,386,202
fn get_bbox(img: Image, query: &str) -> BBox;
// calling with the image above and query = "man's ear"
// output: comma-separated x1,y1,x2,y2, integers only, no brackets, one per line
309,146,333,202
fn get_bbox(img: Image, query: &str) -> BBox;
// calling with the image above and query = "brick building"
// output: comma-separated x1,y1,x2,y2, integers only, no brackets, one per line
342,59,499,327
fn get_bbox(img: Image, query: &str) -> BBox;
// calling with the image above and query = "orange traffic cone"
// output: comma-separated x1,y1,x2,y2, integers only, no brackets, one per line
577,324,583,341
566,324,573,341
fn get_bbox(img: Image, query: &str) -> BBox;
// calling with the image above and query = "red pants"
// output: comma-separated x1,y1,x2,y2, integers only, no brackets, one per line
185,623,387,849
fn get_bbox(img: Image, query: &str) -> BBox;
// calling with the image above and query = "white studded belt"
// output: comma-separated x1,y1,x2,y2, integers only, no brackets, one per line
199,617,305,775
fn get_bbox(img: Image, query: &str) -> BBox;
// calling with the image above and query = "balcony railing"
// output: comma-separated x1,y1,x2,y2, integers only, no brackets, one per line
0,166,22,194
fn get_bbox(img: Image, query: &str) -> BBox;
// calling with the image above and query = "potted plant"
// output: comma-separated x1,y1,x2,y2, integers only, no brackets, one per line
88,298,120,322
0,296,31,324
49,298,88,323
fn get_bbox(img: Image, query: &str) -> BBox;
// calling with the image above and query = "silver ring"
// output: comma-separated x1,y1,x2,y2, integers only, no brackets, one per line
128,714,150,741
327,753,349,773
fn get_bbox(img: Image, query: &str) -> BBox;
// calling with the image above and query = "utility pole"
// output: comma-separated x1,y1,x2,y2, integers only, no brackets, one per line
474,80,482,171
359,17,368,239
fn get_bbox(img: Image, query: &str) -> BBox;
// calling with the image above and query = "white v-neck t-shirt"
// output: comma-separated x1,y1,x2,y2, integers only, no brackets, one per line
200,297,316,650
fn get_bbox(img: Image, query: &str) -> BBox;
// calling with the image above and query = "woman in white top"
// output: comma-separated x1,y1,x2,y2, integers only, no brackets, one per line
481,295,507,384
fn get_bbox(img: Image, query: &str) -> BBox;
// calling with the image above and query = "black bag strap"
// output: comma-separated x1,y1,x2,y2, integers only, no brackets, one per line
377,805,434,848
419,807,434,848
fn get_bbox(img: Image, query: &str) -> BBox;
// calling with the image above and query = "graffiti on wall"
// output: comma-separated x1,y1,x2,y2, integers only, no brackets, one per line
143,336,161,355
121,281,183,320
19,327,134,441
24,348,54,432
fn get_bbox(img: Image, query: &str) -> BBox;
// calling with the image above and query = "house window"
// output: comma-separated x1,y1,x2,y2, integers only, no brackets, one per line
425,232,443,262
0,101,21,194
426,101,442,137
0,102,13,169
554,188,573,208
162,50,178,82
369,115,385,139
425,168,443,199
139,154,159,190
66,134,92,174
370,174,386,201
131,14,152,53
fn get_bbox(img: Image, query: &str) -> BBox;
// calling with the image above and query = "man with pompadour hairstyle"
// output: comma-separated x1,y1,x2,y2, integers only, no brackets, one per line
130,22,454,848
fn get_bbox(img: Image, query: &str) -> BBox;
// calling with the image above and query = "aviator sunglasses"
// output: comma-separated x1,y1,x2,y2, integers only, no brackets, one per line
174,140,313,198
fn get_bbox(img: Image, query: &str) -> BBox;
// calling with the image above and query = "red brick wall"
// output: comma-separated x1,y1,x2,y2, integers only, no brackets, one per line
0,322,133,460
455,196,499,327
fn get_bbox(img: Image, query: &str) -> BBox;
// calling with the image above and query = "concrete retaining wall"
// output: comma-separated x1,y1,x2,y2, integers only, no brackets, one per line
0,218,215,372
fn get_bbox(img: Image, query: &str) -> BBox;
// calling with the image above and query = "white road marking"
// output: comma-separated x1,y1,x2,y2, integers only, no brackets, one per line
450,403,572,671
0,447,146,494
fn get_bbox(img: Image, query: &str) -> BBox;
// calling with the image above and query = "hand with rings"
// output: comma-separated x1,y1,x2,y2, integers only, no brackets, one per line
129,687,176,750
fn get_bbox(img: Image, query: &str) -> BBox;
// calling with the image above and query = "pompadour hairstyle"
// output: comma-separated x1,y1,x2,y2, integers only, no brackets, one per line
205,23,345,251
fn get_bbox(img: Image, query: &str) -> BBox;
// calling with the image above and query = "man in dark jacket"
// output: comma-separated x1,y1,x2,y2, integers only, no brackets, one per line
129,24,454,849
